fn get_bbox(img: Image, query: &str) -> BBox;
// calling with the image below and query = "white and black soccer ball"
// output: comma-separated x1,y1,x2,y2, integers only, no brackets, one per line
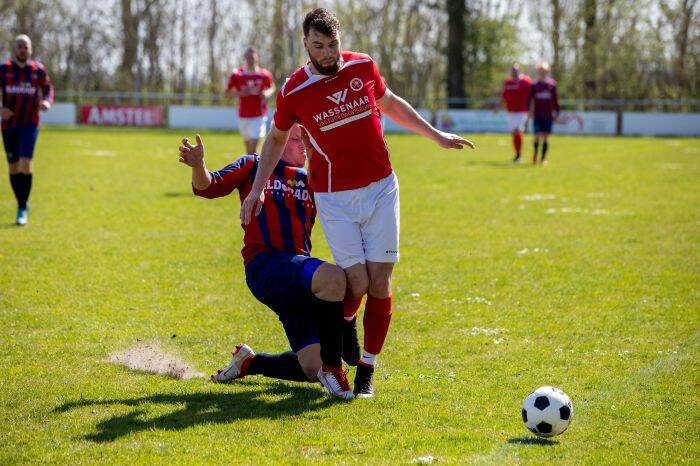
521,386,573,437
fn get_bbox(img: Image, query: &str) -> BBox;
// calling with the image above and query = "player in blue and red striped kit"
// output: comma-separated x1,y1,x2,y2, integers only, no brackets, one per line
178,124,356,399
0,35,54,225
528,62,560,166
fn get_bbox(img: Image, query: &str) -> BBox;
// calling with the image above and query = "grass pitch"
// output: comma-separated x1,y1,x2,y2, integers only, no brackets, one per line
1,127,698,464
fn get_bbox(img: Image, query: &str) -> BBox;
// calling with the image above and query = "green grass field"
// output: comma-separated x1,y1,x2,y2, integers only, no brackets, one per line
1,127,698,464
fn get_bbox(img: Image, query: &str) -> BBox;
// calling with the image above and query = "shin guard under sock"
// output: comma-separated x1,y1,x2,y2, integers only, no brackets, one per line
362,295,393,356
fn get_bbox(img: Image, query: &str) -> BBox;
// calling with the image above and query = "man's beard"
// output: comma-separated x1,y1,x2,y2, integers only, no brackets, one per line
15,54,27,64
309,54,339,76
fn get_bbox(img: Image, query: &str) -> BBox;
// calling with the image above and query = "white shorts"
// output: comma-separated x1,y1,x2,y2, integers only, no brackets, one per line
314,172,400,269
507,112,529,132
239,116,267,140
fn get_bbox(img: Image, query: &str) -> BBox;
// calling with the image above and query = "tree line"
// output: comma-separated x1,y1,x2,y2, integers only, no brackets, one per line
0,0,696,105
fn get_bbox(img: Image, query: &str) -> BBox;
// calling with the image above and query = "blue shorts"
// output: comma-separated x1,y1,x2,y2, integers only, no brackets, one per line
533,118,553,134
2,124,39,163
245,251,324,352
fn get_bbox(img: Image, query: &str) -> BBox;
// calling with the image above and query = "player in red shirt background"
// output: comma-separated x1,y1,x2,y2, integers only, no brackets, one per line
502,64,532,162
529,62,560,166
1,35,53,225
241,8,475,398
225,47,275,155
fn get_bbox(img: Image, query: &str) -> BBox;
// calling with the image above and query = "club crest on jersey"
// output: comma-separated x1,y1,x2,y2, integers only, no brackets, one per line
326,89,348,105
350,78,363,91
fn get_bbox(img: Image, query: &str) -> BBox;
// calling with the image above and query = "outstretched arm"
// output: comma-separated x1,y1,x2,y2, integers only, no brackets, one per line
179,134,212,190
240,124,289,224
376,89,475,150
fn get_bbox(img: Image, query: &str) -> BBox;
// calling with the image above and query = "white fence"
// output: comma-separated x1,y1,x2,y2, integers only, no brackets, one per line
383,109,433,133
169,105,239,130
40,102,700,136
435,109,617,135
622,113,700,136
41,103,76,125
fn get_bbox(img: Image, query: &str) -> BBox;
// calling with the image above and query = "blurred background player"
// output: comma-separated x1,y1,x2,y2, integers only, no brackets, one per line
178,124,354,400
502,64,532,162
241,8,475,398
529,62,560,166
225,47,275,155
1,34,53,225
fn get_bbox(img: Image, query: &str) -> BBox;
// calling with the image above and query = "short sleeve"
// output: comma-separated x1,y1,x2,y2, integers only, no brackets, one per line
371,59,387,100
273,88,296,131
226,73,238,90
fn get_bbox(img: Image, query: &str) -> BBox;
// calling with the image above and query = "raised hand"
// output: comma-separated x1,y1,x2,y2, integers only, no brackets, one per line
179,134,205,167
434,131,476,150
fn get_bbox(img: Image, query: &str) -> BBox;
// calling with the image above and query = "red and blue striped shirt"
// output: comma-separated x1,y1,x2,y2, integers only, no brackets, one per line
0,59,54,130
193,155,316,267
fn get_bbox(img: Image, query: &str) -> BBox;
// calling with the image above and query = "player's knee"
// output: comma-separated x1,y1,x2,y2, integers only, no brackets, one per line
312,263,346,302
346,275,368,300
18,158,31,174
368,274,392,299
323,265,346,301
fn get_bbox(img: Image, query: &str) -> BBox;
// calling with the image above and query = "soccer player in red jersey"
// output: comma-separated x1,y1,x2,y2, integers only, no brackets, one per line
502,64,532,162
241,8,475,397
178,124,354,399
225,47,276,155
1,35,53,225
528,62,560,166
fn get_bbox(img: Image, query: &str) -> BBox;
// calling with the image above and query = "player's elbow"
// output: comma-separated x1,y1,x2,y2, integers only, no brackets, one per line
192,186,217,198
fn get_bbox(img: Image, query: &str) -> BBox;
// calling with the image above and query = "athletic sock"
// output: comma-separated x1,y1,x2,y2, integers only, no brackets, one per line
360,352,376,367
9,174,22,206
513,133,522,156
362,295,393,356
533,141,539,160
542,142,549,160
342,315,360,365
17,173,32,209
247,351,309,382
343,296,362,321
311,295,344,369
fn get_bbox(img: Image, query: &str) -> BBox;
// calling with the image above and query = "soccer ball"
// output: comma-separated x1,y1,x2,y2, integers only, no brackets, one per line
521,386,573,437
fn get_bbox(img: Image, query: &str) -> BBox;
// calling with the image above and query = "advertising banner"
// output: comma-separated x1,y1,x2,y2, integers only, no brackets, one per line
80,105,165,127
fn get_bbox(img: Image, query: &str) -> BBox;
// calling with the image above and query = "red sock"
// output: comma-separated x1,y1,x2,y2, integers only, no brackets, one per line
363,295,392,355
343,296,363,321
513,133,522,155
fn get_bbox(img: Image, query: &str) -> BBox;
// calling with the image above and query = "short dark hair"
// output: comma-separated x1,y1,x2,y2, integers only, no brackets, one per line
303,8,340,38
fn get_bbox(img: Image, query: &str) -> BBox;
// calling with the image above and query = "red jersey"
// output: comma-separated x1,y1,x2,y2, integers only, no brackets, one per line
502,74,532,112
0,59,54,130
226,67,273,118
193,155,316,267
274,51,391,193
529,78,560,119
